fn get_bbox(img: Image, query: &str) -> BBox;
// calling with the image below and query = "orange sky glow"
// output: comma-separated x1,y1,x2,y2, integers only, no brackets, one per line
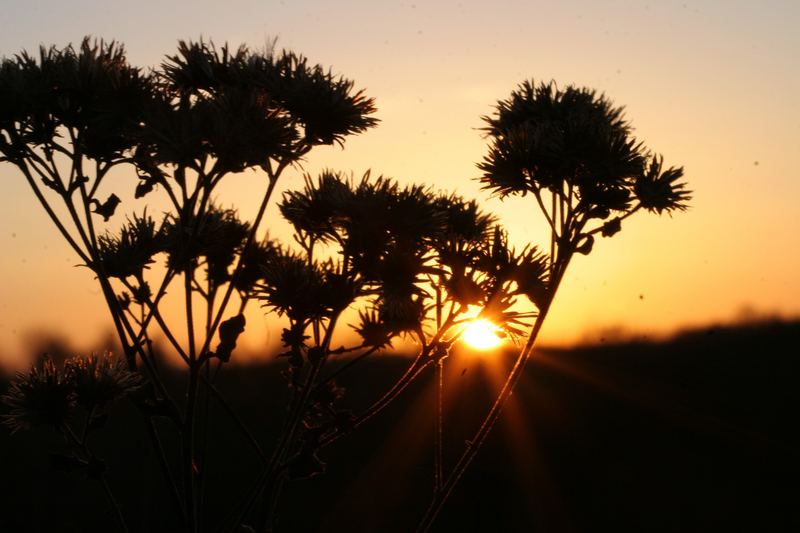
1,0,798,368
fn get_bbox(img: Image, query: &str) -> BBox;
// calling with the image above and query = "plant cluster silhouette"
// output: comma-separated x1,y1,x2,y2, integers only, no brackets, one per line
0,38,689,532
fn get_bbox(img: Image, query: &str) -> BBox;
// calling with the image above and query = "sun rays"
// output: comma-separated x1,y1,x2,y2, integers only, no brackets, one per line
460,319,504,350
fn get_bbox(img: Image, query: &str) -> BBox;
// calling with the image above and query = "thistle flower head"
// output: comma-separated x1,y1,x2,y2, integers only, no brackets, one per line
1,357,74,433
510,246,550,308
480,81,639,204
234,239,277,294
433,194,496,244
0,38,155,161
280,170,354,243
479,80,690,219
97,211,167,279
255,248,330,322
378,294,426,335
160,39,249,94
635,155,691,214
352,309,394,349
64,353,142,410
265,51,379,146
147,40,377,172
162,205,250,286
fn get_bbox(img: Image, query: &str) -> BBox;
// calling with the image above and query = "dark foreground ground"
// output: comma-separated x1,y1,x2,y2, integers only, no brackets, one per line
1,319,798,532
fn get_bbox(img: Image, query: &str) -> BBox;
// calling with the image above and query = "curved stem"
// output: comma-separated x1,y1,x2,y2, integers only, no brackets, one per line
62,423,129,533
414,306,549,533
584,205,642,237
531,187,556,234
144,416,186,522
198,374,268,464
99,473,130,533
415,259,570,532
198,173,280,360
14,161,90,264
256,314,340,532
319,352,431,447
314,345,380,390
122,278,191,364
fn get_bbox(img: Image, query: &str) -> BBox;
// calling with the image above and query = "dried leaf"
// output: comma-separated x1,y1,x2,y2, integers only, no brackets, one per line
93,194,121,221
215,314,246,362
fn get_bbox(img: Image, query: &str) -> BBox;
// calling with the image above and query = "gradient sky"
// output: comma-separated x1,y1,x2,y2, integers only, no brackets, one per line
1,0,798,367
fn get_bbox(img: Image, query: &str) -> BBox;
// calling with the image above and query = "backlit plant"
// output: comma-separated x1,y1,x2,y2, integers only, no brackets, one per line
0,36,689,533
415,80,690,531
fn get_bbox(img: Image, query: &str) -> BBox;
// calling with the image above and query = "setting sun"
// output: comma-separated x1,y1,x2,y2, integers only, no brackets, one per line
461,319,503,350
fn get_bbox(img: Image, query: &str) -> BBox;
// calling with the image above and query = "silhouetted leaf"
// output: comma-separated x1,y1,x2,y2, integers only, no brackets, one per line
575,234,594,255
601,217,622,237
41,177,62,193
117,292,131,311
67,175,90,195
93,194,121,221
215,314,246,362
135,179,155,199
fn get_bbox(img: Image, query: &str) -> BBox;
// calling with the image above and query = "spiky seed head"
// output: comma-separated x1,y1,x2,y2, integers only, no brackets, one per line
1,357,75,433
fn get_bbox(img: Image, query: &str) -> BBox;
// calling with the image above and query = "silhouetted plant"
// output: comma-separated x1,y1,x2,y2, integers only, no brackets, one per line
226,171,542,529
1,36,688,533
0,37,378,532
2,357,75,434
414,80,690,532
2,353,141,530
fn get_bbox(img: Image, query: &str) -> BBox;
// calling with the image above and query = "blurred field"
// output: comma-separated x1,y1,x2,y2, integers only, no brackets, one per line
1,319,798,532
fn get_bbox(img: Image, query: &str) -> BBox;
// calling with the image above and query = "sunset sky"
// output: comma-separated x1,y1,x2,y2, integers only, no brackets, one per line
1,0,798,367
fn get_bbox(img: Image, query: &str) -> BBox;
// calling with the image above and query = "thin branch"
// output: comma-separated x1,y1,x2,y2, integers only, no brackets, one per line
531,187,557,234
415,257,571,533
314,345,380,390
120,278,191,364
14,161,90,264
319,353,431,447
145,415,188,522
197,170,281,360
583,205,642,237
99,473,130,533
199,374,268,464
434,359,444,494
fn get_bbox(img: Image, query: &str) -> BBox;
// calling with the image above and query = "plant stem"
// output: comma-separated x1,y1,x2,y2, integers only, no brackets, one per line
314,346,380,390
62,423,129,533
434,359,444,494
122,278,190,364
199,374,268,463
100,473,130,533
14,161,90,264
144,416,187,521
198,169,281,360
320,353,431,448
414,306,548,533
415,258,570,532
183,367,199,533
19,139,188,527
